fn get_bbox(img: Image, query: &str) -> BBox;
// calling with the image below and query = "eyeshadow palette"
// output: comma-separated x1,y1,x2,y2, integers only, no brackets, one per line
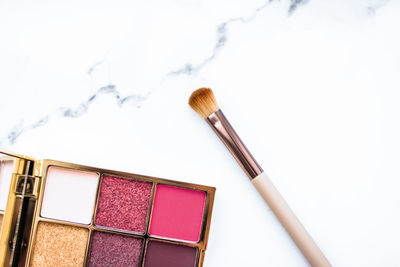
0,150,215,266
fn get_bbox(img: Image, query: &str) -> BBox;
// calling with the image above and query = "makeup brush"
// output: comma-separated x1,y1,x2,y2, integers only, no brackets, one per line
189,88,331,267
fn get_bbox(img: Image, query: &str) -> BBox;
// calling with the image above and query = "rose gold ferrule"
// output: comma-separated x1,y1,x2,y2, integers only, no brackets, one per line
206,109,263,179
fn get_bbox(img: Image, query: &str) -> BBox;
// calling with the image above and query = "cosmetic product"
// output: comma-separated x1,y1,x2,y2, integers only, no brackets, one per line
0,149,215,267
188,88,330,267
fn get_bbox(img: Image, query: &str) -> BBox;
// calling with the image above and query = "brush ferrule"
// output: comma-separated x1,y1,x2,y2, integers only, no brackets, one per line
206,109,263,179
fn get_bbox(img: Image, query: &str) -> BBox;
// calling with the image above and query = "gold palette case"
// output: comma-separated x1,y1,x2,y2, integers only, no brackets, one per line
0,150,215,266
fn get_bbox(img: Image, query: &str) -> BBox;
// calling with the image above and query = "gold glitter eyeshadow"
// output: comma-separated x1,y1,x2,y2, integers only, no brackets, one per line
31,222,88,267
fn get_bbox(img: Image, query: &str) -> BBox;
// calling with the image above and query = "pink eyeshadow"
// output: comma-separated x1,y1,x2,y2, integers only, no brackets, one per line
87,231,143,266
95,175,152,233
149,184,206,242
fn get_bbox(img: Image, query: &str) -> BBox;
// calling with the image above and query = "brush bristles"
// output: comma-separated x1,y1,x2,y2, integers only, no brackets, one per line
189,88,219,118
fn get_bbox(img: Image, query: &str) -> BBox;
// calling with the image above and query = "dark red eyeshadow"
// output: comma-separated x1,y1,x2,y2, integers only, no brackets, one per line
144,240,198,267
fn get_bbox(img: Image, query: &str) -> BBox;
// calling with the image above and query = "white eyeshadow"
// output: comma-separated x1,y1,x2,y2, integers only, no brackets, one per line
41,166,99,224
0,160,14,211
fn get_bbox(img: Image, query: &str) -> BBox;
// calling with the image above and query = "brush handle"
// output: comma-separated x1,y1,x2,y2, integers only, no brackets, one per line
252,172,331,267
206,109,329,265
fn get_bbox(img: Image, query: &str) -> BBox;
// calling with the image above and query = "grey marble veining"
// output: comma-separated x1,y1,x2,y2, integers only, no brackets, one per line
1,0,300,146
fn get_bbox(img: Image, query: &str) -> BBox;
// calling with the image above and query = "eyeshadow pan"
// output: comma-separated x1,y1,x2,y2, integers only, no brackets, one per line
31,222,88,267
0,160,14,211
149,184,206,242
95,175,152,233
87,231,143,267
144,240,198,267
41,166,99,224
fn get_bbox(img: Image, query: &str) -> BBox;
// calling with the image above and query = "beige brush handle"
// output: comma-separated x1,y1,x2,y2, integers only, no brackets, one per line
252,172,331,267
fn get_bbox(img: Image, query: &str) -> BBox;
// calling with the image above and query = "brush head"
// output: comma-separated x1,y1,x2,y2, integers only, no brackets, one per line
189,88,219,118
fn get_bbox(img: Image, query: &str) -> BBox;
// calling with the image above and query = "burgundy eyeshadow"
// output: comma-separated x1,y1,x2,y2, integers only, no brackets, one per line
87,231,143,267
95,175,152,233
144,240,198,267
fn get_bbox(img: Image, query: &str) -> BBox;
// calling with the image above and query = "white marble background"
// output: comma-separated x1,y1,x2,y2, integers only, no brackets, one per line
1,0,400,266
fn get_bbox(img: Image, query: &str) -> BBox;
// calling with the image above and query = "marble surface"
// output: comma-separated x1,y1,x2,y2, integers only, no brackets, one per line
1,0,400,266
